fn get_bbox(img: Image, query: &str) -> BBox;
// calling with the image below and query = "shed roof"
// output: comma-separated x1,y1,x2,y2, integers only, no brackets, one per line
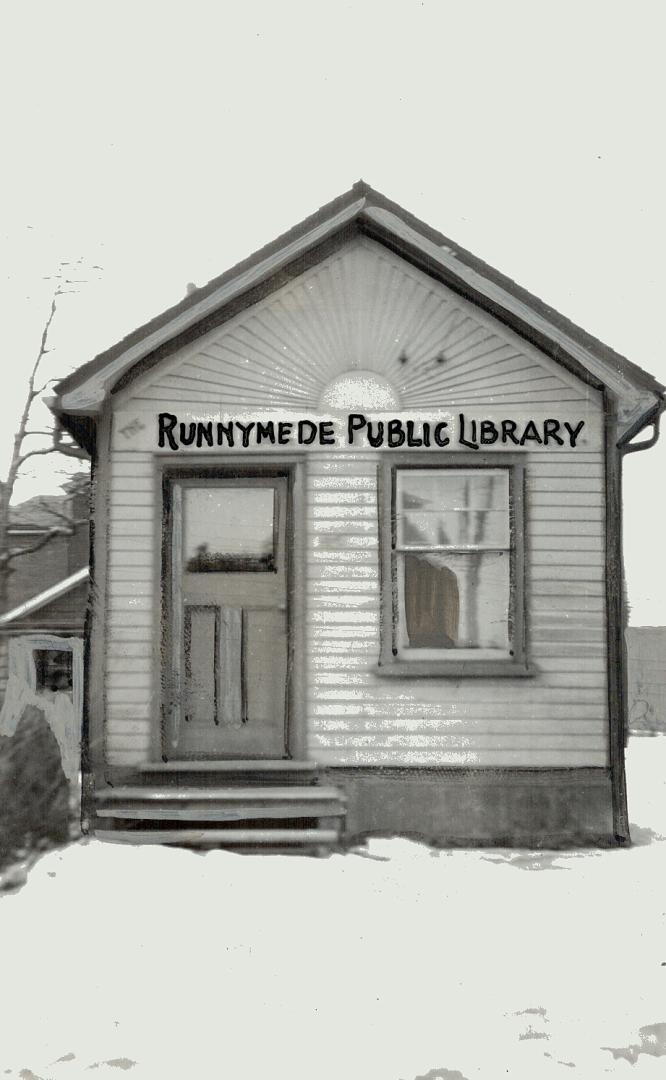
0,567,89,629
52,181,664,444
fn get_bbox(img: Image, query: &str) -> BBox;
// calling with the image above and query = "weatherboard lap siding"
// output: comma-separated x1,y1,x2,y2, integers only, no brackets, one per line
104,439,606,768
304,449,607,767
100,236,608,768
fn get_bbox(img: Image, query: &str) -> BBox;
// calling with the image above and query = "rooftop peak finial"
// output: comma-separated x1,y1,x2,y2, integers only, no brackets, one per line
352,179,372,196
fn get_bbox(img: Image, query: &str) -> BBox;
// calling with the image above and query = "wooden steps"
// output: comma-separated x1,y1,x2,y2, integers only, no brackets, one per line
96,829,340,847
97,785,343,800
138,760,321,786
141,760,318,773
94,762,346,853
96,786,345,822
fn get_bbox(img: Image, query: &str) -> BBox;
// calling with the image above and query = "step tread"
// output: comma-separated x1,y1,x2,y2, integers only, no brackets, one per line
140,760,318,773
97,804,346,821
96,786,344,802
97,828,340,845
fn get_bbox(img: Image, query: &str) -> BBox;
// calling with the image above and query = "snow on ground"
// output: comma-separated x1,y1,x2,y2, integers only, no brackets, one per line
0,738,665,1080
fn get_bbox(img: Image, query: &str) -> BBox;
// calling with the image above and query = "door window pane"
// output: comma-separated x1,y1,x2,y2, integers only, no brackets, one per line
183,486,275,572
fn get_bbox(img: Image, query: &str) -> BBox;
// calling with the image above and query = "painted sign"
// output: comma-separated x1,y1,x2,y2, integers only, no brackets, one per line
154,412,586,451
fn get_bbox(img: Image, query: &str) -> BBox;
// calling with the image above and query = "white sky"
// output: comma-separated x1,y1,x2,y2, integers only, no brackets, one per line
1,0,665,622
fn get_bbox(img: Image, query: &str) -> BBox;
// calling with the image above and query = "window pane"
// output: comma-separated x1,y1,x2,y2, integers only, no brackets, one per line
399,550,510,652
396,469,509,549
183,487,275,572
34,649,73,693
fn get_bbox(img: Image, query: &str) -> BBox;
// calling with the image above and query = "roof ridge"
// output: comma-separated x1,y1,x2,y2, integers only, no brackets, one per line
53,180,665,406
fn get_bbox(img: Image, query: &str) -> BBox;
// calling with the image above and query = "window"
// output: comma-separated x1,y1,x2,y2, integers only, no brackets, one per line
34,648,74,694
379,460,527,676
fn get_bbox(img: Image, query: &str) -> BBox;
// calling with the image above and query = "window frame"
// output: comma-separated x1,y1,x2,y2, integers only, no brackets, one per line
377,454,530,677
33,647,75,695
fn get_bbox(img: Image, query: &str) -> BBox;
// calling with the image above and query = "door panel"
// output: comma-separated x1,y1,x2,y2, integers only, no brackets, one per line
180,604,219,752
219,606,244,728
164,474,289,759
244,607,288,748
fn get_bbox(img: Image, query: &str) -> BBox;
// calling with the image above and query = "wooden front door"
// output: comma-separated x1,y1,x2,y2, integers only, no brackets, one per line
164,474,289,759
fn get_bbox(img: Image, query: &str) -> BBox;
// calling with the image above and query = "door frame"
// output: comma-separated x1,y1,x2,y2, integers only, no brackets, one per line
156,456,307,762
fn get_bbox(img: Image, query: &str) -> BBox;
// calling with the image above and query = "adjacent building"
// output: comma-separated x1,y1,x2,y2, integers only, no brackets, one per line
0,487,89,706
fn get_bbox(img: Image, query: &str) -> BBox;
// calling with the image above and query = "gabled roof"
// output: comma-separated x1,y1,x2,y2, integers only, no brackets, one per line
10,494,71,530
52,181,664,445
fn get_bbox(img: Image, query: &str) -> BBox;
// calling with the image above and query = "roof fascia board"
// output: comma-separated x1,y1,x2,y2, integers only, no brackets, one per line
110,231,591,408
360,206,657,430
59,197,367,414
0,567,89,627
58,194,660,436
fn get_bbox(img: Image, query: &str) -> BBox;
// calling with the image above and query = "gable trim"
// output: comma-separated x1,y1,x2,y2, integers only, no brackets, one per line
60,200,366,413
115,233,595,412
53,185,663,437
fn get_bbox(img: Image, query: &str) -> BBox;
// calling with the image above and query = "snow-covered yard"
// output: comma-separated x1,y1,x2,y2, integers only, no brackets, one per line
1,738,664,1080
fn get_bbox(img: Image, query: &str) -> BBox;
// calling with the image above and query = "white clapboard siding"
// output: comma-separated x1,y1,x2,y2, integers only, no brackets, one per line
104,434,609,767
102,234,608,767
105,450,157,762
0,638,8,702
306,749,608,766
304,444,608,768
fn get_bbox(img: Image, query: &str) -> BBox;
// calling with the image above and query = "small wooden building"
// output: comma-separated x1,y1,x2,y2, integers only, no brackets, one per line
51,183,664,850
0,490,89,706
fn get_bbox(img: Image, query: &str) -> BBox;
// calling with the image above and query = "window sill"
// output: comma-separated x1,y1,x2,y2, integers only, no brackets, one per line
375,659,533,678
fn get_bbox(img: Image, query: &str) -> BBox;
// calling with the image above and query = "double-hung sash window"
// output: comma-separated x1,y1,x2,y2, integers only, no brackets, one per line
379,460,527,676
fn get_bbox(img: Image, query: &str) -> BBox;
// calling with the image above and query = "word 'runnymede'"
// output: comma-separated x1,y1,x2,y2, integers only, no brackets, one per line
157,412,585,450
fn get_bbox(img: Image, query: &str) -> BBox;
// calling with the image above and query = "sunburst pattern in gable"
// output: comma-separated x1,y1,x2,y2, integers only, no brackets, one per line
128,239,590,410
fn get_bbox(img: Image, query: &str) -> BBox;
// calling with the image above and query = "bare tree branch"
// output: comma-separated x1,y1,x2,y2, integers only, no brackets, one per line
31,497,81,527
18,443,88,467
1,527,69,565
34,378,60,395
5,289,61,495
0,261,97,614
4,520,89,565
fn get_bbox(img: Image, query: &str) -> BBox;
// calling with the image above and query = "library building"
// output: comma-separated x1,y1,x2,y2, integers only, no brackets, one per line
51,183,664,851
